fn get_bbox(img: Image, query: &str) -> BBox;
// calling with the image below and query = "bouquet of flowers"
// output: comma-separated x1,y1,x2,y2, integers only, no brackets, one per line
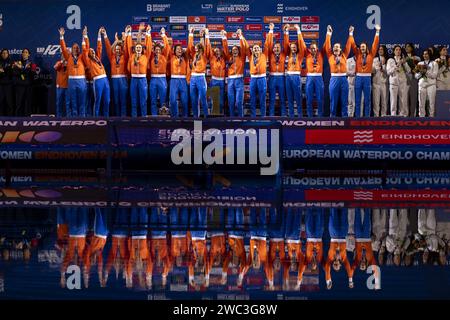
413,63,428,80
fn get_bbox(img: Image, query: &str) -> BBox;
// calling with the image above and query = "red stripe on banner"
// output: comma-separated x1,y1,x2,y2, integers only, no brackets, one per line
305,129,450,144
305,190,450,201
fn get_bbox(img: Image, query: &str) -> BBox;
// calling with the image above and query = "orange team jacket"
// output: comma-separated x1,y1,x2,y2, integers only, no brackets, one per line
104,36,129,77
61,236,86,272
298,240,323,282
56,222,69,248
60,37,86,77
206,37,227,79
349,32,380,74
223,236,247,274
126,238,152,280
82,37,107,78
351,241,378,277
171,234,189,261
54,61,68,88
265,31,288,74
285,241,306,282
208,234,227,273
223,36,248,77
244,35,269,76
150,238,171,277
324,241,352,282
83,235,107,275
105,236,129,277
126,33,152,76
187,34,208,74
324,32,352,74
298,31,325,74
247,238,268,279
285,31,304,73
266,239,286,284
166,36,190,78
149,35,170,76
188,239,208,279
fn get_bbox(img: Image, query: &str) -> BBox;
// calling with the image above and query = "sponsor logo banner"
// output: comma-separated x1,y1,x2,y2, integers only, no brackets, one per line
146,4,171,12
349,119,450,127
207,16,226,23
301,24,320,32
264,16,282,23
169,24,187,31
201,4,214,13
207,24,225,31
188,16,206,23
305,129,450,145
225,24,244,32
169,16,187,23
226,16,244,23
263,32,281,39
301,32,319,39
209,31,224,39
170,31,188,39
151,24,169,30
245,17,263,23
245,32,263,40
151,16,169,22
244,24,263,31
188,24,206,31
36,45,61,56
172,39,187,46
282,16,301,23
305,190,450,202
301,16,320,23
217,4,250,13
133,16,149,23
263,24,282,31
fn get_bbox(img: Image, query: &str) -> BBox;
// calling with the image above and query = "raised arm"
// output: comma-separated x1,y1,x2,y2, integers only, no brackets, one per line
349,26,358,56
187,27,195,58
204,28,211,60
160,28,170,59
297,26,308,57
344,26,354,58
144,24,152,59
58,28,70,61
283,25,290,56
237,29,250,58
221,30,229,60
96,27,103,60
264,23,274,57
104,31,113,59
371,25,381,57
324,25,333,58
81,27,89,64
124,26,132,60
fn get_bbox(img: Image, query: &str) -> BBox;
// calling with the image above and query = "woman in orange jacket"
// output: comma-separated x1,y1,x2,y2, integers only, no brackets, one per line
188,27,209,117
126,23,152,117
103,27,129,117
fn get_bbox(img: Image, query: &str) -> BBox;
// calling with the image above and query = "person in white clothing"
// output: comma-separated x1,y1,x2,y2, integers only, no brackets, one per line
405,43,421,117
387,45,411,116
372,45,389,117
347,56,356,117
371,209,387,265
386,209,409,266
436,46,450,91
415,49,439,117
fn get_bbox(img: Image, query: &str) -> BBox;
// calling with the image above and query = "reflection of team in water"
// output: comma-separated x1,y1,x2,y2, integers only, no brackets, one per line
56,207,448,291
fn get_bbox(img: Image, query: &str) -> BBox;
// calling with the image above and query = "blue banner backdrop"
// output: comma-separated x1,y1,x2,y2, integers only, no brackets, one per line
0,0,448,112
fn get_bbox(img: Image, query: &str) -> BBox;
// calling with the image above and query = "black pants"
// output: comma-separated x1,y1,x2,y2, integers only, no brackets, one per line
15,84,32,116
0,84,14,116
